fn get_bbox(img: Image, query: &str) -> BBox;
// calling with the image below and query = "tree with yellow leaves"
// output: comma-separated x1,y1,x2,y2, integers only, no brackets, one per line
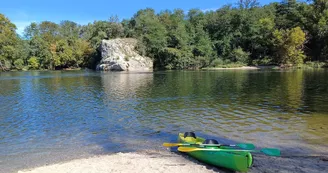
272,27,306,65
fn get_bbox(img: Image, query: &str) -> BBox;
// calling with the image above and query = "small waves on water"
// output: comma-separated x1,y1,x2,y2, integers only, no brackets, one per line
0,70,328,172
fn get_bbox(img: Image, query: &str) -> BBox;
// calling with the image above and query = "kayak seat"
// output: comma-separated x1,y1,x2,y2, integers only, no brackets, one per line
203,139,219,144
184,132,196,139
203,139,220,149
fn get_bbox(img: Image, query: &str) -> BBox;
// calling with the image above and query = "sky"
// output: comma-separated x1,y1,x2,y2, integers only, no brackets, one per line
0,0,279,35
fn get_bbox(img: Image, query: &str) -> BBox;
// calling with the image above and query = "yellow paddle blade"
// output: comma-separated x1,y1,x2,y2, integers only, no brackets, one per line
178,147,200,152
163,143,182,147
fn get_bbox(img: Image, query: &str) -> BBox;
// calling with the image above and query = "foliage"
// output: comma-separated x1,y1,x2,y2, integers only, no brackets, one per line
303,61,328,68
272,27,306,65
209,58,245,68
252,56,273,66
228,47,250,64
14,59,24,70
0,14,18,64
2,0,328,71
28,56,40,69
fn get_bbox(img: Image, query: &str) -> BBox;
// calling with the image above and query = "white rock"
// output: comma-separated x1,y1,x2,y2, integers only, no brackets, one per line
97,38,153,71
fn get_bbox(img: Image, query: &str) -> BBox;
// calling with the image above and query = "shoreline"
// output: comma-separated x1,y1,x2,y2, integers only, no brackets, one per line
202,66,279,70
18,151,218,173
18,150,328,173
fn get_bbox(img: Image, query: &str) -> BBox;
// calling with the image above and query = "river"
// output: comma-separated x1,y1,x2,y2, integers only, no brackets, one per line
0,69,327,172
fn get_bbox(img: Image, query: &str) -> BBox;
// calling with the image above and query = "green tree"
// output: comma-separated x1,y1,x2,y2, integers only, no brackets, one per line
28,56,40,69
29,35,52,69
14,59,24,70
229,47,250,63
59,20,80,40
187,9,214,68
272,27,306,65
131,8,167,67
24,22,39,39
0,13,18,69
38,21,59,43
80,18,124,49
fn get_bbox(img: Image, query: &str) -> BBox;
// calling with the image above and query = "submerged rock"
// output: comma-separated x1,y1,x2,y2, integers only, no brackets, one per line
97,38,153,71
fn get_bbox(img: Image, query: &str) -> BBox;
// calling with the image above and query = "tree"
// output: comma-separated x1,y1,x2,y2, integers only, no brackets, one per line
80,18,124,49
272,27,306,65
3,0,328,70
13,39,30,68
28,56,40,69
59,20,80,40
237,0,259,9
24,22,39,39
38,21,59,43
131,8,167,63
0,13,18,69
29,35,52,69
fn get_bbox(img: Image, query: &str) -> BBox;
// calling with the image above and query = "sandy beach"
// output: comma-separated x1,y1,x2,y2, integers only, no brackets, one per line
18,150,328,173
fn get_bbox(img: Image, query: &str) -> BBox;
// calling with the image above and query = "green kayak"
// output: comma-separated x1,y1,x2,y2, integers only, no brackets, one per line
178,132,253,172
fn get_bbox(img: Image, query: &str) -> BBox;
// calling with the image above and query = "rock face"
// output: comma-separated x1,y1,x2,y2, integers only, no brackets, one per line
97,38,153,71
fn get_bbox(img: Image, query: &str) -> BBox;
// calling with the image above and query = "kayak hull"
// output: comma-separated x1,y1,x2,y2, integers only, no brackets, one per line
178,133,253,172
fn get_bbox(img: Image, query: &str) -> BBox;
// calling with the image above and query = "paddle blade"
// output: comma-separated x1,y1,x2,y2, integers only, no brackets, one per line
236,143,256,150
261,148,281,156
163,143,180,147
178,147,199,152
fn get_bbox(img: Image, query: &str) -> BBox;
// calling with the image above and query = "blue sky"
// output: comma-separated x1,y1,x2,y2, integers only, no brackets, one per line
1,0,279,34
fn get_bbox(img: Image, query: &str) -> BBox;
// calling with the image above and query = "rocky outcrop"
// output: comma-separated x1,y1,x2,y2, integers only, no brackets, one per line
97,38,153,71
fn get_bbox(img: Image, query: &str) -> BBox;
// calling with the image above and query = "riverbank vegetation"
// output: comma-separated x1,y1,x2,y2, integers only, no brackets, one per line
1,0,328,71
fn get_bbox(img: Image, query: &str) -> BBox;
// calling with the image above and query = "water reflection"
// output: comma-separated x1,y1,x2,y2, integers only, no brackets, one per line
101,72,153,101
0,70,328,173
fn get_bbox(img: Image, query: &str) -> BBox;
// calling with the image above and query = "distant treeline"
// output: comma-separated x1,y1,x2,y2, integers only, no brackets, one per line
1,0,328,71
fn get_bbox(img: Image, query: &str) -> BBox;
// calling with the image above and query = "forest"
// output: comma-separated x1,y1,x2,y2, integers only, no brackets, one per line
1,0,328,71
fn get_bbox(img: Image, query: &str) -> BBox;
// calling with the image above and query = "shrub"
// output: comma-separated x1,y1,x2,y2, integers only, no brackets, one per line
28,57,40,69
304,61,327,68
252,56,273,66
229,47,250,64
210,58,224,67
14,59,24,70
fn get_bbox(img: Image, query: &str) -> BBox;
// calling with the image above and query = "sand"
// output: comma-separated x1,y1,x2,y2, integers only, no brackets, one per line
18,151,217,173
18,150,328,173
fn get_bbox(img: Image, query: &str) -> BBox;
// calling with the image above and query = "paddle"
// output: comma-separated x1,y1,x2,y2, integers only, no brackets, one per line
177,147,281,157
163,142,255,150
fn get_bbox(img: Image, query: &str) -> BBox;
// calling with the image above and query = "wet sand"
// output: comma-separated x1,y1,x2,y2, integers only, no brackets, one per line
18,150,328,173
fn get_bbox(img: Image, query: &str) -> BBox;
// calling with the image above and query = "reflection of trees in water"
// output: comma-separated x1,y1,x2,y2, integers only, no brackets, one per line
229,70,305,113
231,70,328,114
3,71,109,140
0,72,22,96
283,70,304,110
129,70,328,148
302,70,328,114
271,70,304,112
0,71,109,158
130,71,251,136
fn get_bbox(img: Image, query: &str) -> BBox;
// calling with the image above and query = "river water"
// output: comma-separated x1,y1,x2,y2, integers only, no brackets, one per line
0,70,327,172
